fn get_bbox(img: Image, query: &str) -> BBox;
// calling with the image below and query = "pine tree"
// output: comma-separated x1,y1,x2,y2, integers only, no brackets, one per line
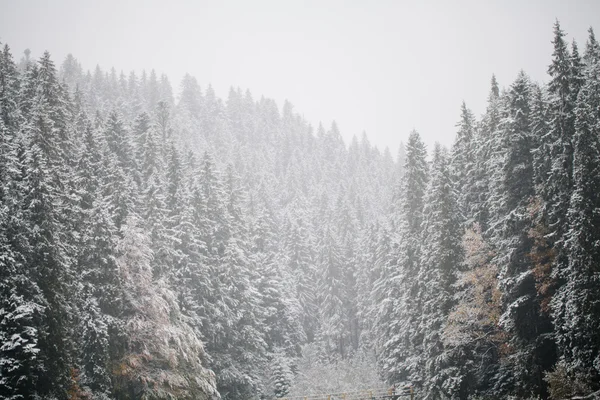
103,110,138,180
139,123,170,276
155,100,173,141
374,131,428,384
22,130,73,398
251,201,304,356
491,72,553,397
72,118,124,398
0,44,20,130
354,223,386,351
417,144,464,398
544,21,580,258
402,130,429,236
551,38,600,390
173,181,214,348
159,74,174,108
36,51,73,161
285,216,317,342
474,75,501,232
0,113,45,399
179,74,203,118
79,290,112,398
530,83,552,191
59,53,83,90
132,112,151,168
271,349,293,398
316,224,348,360
583,27,599,67
451,103,478,225
101,145,137,231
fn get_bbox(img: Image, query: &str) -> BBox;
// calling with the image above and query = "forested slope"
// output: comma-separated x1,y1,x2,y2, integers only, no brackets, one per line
0,21,599,400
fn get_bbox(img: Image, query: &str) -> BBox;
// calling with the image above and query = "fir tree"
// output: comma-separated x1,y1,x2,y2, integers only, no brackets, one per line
544,21,580,258
552,41,600,390
22,132,73,398
474,75,501,232
316,224,348,360
451,102,478,225
374,131,428,385
417,144,464,398
491,72,553,398
0,44,20,130
0,111,45,399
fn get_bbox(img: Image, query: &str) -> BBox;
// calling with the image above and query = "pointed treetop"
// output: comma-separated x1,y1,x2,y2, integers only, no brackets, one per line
282,99,294,118
330,121,340,137
516,68,530,82
40,50,52,61
585,27,600,65
205,83,216,99
553,19,564,37
455,101,476,140
571,39,584,71
317,122,325,137
572,39,580,56
431,141,443,165
3,43,12,59
570,39,585,96
38,50,58,82
548,20,571,97
401,129,429,236
550,19,569,62
490,74,500,99
397,140,406,159
361,130,369,143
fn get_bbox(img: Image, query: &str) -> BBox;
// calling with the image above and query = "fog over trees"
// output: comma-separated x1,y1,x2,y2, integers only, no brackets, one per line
1,21,600,400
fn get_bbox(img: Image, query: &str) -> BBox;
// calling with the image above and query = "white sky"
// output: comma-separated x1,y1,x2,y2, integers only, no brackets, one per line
1,0,599,153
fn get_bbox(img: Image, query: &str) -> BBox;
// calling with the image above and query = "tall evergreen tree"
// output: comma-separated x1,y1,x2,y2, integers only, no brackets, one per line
21,130,73,398
551,37,600,391
492,72,553,397
451,103,477,225
0,103,45,399
374,130,428,384
544,21,581,252
417,144,464,398
0,44,20,130
474,75,501,232
316,224,348,360
285,216,317,342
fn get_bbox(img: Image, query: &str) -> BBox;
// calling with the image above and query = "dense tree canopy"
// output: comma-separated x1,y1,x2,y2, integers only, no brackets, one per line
1,21,600,400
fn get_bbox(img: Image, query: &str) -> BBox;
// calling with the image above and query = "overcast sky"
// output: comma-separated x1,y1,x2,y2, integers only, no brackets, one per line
1,0,599,153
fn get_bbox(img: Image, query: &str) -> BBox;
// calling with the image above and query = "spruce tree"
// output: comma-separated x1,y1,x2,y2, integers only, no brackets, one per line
374,130,428,385
285,216,317,342
316,224,348,360
22,131,73,398
491,72,553,397
0,109,45,399
544,21,580,257
451,103,477,225
0,44,20,130
417,144,464,398
552,38,600,390
474,75,501,232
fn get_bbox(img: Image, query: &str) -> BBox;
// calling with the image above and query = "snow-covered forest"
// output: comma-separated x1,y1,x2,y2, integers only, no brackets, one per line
1,21,600,400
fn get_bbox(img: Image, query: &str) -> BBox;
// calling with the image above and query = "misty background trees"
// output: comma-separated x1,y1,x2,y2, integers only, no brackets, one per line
1,21,600,399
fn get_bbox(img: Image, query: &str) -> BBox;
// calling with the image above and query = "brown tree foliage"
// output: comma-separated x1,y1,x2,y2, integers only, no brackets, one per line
527,197,557,315
444,224,506,353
